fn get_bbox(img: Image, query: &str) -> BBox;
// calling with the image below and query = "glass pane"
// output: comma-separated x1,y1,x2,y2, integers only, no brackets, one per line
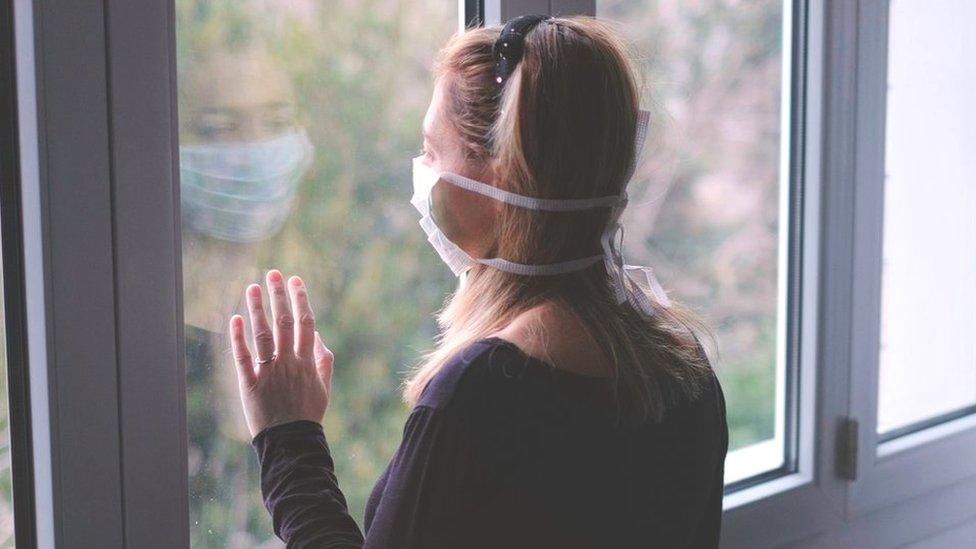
877,0,976,436
175,1,457,545
597,0,790,483
0,273,14,545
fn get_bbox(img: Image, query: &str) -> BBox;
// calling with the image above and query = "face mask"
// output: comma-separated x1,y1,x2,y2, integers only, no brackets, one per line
180,128,314,242
411,110,671,316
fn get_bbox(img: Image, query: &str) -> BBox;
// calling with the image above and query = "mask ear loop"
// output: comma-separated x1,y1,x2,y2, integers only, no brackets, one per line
625,264,672,309
603,215,668,318
600,109,671,318
601,201,630,306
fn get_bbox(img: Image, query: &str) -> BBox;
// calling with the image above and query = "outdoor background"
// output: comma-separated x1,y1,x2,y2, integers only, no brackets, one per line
174,0,784,546
0,285,12,546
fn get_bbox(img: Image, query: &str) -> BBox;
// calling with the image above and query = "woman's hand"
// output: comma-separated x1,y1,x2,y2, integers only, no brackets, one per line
229,269,335,438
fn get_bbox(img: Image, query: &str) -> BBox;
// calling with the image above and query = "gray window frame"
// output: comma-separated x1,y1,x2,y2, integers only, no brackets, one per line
13,0,186,545
2,1,37,545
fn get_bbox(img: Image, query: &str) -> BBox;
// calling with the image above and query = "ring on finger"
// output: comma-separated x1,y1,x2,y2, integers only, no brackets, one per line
255,354,276,366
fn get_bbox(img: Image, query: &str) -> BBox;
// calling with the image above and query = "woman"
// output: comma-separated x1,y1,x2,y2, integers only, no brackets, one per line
229,15,728,548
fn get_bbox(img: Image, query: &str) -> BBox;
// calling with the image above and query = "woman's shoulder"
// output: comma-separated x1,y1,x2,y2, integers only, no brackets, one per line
415,337,549,412
413,337,599,463
415,336,616,448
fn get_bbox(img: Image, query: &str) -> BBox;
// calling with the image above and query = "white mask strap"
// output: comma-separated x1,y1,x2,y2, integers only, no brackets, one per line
438,109,650,213
412,109,669,315
440,172,623,211
627,109,651,182
477,254,605,276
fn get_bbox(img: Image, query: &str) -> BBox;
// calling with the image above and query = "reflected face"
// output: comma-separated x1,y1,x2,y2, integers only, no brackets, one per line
421,79,499,257
182,47,298,143
179,46,312,243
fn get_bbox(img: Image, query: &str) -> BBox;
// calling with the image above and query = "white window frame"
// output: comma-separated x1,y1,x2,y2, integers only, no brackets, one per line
846,0,976,519
11,0,976,546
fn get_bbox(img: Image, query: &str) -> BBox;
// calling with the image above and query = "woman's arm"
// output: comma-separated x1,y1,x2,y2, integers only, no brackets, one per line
228,270,357,545
230,273,510,547
253,407,476,549
358,405,475,549
252,421,365,548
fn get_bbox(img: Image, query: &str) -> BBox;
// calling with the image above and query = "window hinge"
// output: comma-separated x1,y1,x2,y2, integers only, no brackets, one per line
837,417,859,481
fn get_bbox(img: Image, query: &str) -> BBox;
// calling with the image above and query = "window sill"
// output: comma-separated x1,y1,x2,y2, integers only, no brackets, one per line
724,470,812,511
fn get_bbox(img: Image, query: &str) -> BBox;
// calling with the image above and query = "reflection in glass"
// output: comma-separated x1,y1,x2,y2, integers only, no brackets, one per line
878,0,976,436
177,0,456,545
597,0,788,482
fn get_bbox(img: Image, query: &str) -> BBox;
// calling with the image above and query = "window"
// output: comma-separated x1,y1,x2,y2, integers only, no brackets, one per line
597,0,797,485
175,0,458,544
877,0,976,439
22,0,976,546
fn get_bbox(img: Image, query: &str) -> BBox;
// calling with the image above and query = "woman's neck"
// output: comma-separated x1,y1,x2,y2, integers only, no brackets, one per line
490,300,612,378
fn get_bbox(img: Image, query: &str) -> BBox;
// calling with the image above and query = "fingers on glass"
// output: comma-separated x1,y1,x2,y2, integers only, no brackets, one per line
245,283,275,363
229,315,256,386
288,275,315,358
265,269,294,357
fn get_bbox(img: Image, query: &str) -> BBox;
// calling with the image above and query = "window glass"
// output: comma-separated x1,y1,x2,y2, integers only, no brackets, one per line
597,0,790,483
878,0,976,437
0,275,13,545
175,0,457,545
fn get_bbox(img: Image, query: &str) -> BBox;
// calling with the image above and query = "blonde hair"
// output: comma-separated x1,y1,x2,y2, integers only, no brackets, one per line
403,16,713,424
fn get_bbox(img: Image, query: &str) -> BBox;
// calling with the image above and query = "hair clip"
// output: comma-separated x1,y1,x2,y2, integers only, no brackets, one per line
492,14,552,85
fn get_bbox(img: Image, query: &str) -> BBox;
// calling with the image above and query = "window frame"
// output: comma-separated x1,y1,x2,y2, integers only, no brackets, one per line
12,0,186,545
845,0,976,517
1,1,37,545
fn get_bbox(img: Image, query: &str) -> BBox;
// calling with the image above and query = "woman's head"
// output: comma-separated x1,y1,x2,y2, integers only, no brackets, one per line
423,16,641,265
406,16,712,422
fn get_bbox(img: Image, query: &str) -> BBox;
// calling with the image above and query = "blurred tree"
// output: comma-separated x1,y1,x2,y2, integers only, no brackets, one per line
602,0,784,451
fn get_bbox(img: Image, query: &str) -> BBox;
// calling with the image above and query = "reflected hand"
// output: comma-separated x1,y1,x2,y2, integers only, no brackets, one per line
229,269,334,438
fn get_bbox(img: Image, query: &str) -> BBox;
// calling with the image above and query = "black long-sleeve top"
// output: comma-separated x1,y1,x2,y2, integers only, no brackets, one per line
252,336,729,548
